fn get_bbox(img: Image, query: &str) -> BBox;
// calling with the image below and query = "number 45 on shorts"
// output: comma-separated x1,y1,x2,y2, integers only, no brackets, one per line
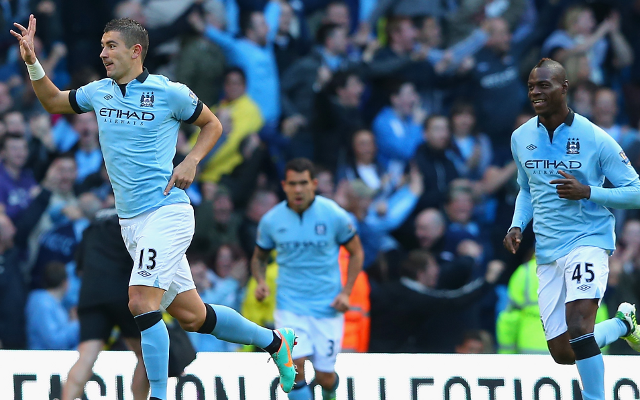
571,262,594,288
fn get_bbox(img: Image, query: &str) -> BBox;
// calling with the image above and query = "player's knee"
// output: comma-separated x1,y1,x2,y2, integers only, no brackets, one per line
549,348,575,365
128,293,155,316
174,312,203,332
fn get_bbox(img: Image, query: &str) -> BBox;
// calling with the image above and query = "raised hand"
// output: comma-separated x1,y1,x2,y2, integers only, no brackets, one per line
10,14,37,64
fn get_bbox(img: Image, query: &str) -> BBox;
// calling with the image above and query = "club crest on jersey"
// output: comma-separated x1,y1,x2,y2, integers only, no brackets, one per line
566,137,580,155
140,92,155,107
620,151,631,165
315,223,326,235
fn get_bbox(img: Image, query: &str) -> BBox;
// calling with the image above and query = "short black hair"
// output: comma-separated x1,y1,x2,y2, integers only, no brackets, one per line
533,58,567,84
239,10,261,37
104,18,149,62
423,114,448,131
316,23,343,45
224,66,247,83
401,250,435,280
326,69,359,96
43,262,68,289
284,158,315,179
0,132,25,151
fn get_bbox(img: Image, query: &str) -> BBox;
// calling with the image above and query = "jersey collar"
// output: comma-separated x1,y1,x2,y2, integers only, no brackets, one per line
536,107,575,128
286,197,316,216
136,67,149,83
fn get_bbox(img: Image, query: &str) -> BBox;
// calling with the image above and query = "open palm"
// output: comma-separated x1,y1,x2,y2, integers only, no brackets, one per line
10,14,37,64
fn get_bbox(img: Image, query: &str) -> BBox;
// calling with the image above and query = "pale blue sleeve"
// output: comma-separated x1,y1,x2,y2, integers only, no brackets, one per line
165,81,202,123
589,132,640,209
204,25,239,52
365,186,418,232
333,204,357,245
70,80,102,113
510,137,533,231
264,1,281,44
256,214,275,250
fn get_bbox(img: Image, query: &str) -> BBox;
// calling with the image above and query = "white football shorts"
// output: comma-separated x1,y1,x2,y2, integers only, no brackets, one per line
274,309,344,372
537,246,609,341
120,203,196,309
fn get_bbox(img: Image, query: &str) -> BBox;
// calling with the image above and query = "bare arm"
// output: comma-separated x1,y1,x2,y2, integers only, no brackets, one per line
251,245,271,301
340,235,364,297
10,14,74,114
164,106,222,194
479,162,517,196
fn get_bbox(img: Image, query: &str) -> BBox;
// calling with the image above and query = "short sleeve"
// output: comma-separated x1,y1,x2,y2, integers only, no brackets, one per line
166,81,203,123
69,80,103,114
333,205,357,245
256,215,275,251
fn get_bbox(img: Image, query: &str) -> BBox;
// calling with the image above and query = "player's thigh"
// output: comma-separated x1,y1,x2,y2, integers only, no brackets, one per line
79,305,116,343
161,255,197,310
563,246,608,305
274,310,314,360
307,315,344,373
537,259,568,341
126,204,195,291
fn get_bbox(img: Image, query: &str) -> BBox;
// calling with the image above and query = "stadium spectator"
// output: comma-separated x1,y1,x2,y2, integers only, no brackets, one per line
204,2,282,125
455,329,495,354
0,133,37,221
542,6,633,85
414,115,458,210
568,79,597,121
272,0,308,76
25,261,79,350
70,112,102,184
448,100,493,181
194,67,264,184
193,186,242,256
312,69,365,172
238,189,279,258
369,250,502,353
372,80,424,170
0,211,25,349
592,87,637,148
465,17,528,151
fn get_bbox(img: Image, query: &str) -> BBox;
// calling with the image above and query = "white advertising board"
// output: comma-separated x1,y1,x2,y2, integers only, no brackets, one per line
1,351,639,399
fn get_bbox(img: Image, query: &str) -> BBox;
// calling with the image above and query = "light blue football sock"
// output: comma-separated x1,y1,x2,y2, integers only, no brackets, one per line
570,333,605,400
594,318,628,348
135,312,169,400
288,381,312,400
210,304,274,348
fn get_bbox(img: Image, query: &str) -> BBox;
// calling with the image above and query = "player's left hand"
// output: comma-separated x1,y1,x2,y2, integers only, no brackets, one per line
330,292,350,313
549,170,591,200
164,157,198,195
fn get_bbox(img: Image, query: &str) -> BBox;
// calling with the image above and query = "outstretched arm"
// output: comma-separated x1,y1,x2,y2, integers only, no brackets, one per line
10,14,74,114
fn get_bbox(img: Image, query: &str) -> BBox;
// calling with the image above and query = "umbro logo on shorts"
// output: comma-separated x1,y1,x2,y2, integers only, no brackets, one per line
526,144,537,150
138,270,152,277
577,284,591,291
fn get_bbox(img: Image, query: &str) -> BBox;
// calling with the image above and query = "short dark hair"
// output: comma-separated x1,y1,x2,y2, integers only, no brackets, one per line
423,114,448,131
388,80,412,98
284,158,315,179
239,10,261,37
224,66,247,83
450,99,476,118
0,132,25,151
104,18,149,62
533,58,567,83
316,23,342,45
326,69,359,96
43,262,68,289
401,250,435,280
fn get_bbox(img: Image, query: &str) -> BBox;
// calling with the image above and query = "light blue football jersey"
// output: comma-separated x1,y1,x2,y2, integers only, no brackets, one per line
256,196,357,318
510,110,640,264
70,69,203,218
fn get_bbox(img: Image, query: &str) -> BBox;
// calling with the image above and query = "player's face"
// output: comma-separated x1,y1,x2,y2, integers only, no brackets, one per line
100,31,135,82
282,170,317,212
528,67,567,116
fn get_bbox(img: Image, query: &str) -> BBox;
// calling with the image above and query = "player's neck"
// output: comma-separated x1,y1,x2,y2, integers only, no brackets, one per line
538,106,570,134
115,65,144,85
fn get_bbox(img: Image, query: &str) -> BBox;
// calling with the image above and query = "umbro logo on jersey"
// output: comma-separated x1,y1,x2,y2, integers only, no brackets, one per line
277,227,287,233
104,94,113,100
526,144,537,150
577,284,591,292
315,223,326,235
138,270,152,277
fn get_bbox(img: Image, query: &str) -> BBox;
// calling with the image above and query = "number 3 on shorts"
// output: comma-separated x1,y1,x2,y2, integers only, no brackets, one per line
571,262,594,285
139,248,157,270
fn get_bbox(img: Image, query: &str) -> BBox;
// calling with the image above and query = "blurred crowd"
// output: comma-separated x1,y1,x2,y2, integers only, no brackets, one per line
2,0,640,356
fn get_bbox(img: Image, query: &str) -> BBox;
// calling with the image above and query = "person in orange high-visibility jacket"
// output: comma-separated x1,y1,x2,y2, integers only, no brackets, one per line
339,246,370,352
